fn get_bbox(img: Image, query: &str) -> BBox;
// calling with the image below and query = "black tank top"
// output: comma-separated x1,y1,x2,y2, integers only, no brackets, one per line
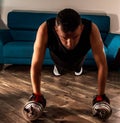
47,18,92,67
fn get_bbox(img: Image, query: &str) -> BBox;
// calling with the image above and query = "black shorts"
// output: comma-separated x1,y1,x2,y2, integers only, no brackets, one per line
50,51,85,71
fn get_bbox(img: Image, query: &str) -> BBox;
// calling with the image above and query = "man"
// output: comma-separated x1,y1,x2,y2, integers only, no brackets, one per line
28,8,111,119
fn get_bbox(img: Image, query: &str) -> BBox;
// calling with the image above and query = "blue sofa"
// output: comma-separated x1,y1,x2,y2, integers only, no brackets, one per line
0,11,120,67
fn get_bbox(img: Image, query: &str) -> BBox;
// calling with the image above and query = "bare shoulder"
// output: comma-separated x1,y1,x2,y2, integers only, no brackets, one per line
37,22,48,35
90,22,104,54
90,22,103,43
34,22,48,48
91,22,100,36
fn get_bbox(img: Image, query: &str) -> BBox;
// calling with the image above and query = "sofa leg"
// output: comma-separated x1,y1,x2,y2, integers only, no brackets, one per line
0,64,13,71
0,64,4,71
110,48,120,70
114,48,120,68
2,64,13,70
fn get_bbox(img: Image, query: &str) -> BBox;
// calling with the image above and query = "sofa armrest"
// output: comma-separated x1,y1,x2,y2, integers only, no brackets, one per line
0,29,12,44
104,33,120,58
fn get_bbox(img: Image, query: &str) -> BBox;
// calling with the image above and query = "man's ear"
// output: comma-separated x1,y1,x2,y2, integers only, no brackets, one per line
55,25,59,33
54,25,57,31
78,24,84,33
55,20,59,31
81,24,84,30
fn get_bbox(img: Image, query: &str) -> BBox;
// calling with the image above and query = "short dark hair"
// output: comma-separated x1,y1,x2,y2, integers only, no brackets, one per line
56,8,82,32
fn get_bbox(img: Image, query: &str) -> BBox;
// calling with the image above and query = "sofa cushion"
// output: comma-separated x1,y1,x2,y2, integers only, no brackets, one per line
106,34,120,58
3,41,52,59
7,11,57,42
8,11,56,30
3,41,34,58
10,30,36,41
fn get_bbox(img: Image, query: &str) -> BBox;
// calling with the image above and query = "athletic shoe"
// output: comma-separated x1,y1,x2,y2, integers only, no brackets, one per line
53,65,61,76
74,67,83,76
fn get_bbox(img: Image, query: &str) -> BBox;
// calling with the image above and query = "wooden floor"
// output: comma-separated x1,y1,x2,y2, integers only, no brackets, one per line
0,65,120,123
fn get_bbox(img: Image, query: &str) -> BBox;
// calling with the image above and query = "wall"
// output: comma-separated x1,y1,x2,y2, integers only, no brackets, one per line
0,0,120,33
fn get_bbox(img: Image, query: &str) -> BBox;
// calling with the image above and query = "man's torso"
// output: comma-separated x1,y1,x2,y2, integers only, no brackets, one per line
46,18,92,68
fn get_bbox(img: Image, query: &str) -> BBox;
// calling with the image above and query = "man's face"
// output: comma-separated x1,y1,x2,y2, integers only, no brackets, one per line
55,25,83,50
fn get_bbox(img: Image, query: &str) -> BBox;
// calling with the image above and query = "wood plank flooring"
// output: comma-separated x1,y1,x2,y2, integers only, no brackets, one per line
0,65,120,123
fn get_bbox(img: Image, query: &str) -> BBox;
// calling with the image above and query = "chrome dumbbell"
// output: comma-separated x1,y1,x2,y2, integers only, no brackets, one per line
23,101,44,121
92,101,112,121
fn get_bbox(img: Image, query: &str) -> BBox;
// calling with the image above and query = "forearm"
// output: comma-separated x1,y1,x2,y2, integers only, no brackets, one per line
97,64,108,95
30,66,42,95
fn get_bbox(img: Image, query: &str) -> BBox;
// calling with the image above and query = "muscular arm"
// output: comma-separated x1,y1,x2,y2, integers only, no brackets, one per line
90,23,108,95
30,22,48,95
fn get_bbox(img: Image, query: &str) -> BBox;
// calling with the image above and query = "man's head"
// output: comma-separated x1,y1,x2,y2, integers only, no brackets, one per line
55,8,83,50
56,8,82,33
